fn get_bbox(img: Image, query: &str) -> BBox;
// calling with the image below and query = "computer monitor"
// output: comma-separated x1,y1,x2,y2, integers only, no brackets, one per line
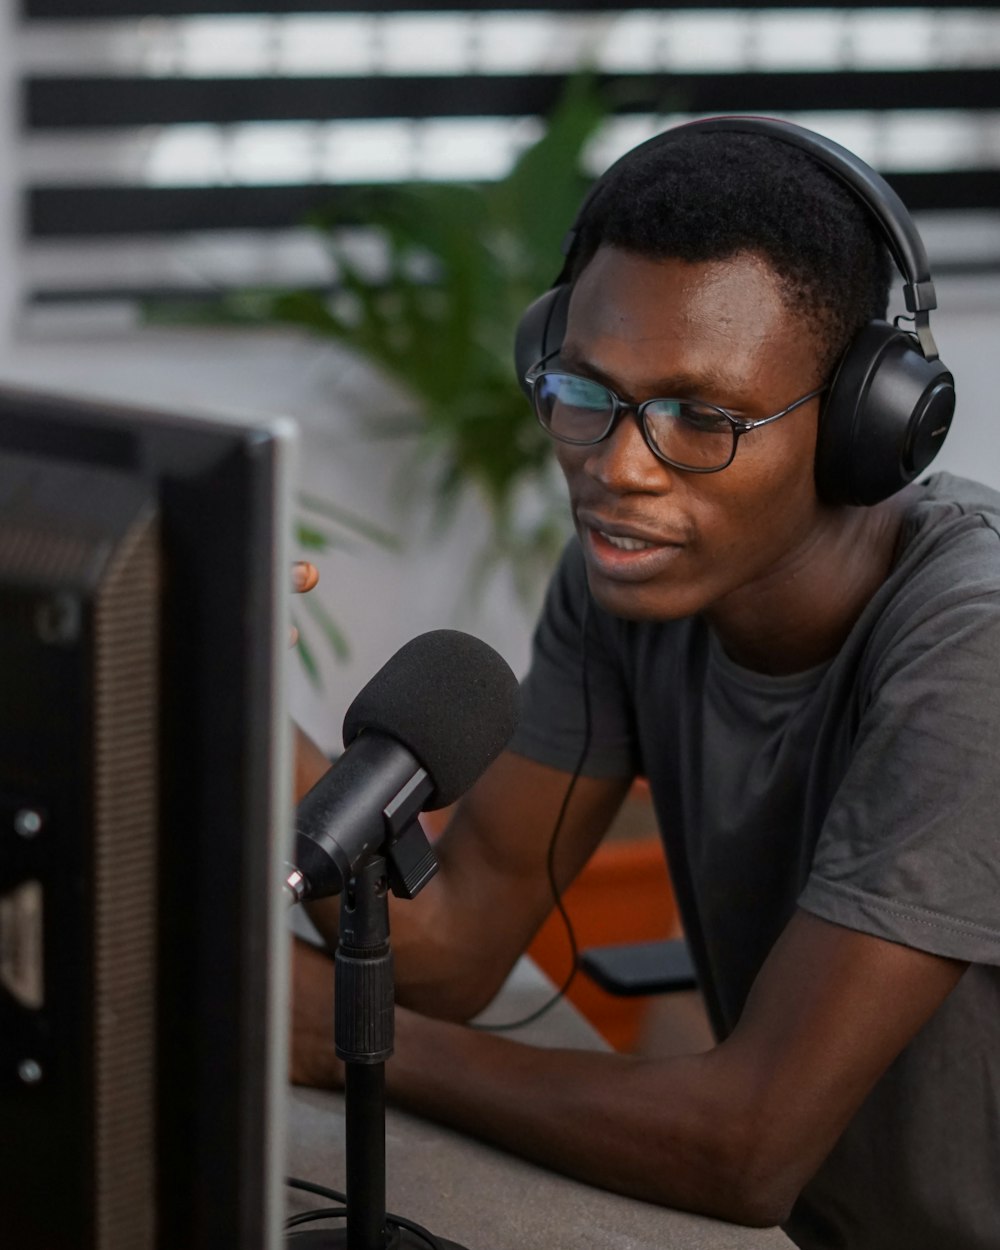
0,382,295,1250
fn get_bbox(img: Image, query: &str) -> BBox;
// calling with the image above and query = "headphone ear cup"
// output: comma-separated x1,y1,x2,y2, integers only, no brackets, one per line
815,321,956,506
514,284,572,400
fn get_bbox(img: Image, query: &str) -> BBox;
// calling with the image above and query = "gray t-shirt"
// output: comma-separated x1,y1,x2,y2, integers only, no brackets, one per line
509,472,1000,1250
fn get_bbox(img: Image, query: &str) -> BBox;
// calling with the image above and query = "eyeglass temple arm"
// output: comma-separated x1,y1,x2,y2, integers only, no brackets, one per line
736,384,828,432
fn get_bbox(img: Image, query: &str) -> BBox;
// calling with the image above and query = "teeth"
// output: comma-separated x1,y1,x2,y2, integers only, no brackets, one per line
602,532,652,552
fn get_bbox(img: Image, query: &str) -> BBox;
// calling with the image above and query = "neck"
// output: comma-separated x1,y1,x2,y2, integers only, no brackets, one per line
706,495,909,675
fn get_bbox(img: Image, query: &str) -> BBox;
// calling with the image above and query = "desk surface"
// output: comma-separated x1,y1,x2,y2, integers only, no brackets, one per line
286,960,794,1250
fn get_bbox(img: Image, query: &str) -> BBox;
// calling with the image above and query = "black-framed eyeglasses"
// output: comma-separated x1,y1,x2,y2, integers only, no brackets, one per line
524,350,827,474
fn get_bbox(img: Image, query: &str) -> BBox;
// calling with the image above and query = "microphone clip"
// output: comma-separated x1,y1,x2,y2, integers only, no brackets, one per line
380,772,438,901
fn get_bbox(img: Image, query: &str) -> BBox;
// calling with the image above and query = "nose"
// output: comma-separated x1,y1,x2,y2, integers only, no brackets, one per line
582,408,672,495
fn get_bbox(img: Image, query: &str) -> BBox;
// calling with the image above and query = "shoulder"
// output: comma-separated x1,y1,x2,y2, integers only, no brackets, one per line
896,472,1000,576
866,473,1000,659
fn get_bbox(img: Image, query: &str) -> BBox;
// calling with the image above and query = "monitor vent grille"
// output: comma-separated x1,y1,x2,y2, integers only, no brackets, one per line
92,506,160,1250
0,525,107,587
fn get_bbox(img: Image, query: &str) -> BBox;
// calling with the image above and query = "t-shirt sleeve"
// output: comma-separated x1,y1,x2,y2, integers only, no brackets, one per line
507,539,640,780
799,559,1000,967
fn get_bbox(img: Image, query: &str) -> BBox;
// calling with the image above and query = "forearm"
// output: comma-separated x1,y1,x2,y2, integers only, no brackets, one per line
386,1011,792,1228
288,942,779,1223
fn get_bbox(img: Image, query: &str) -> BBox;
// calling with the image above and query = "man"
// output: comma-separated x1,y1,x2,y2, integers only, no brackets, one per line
292,122,1000,1248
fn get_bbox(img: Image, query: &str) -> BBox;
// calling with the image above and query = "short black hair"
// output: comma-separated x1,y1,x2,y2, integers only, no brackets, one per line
568,129,894,380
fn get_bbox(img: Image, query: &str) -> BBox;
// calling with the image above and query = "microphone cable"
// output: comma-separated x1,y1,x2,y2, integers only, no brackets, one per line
284,1177,447,1249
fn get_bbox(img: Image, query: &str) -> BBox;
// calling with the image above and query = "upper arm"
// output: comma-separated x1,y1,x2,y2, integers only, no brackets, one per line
293,721,332,801
707,907,967,1219
436,750,631,950
393,749,631,1016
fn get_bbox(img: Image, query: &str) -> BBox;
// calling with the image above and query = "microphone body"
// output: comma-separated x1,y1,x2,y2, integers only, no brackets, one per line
289,732,432,904
285,629,520,905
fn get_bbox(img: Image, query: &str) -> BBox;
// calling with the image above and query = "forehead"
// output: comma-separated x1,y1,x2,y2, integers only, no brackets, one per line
563,246,820,398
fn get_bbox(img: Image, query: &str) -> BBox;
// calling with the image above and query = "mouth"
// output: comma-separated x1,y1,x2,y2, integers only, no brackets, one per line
579,508,687,548
598,531,658,553
578,513,687,581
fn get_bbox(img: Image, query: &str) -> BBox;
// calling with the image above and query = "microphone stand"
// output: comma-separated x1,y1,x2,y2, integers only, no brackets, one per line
288,807,469,1250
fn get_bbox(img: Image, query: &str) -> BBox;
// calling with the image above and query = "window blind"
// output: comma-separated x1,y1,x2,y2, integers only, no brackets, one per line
15,1,1000,311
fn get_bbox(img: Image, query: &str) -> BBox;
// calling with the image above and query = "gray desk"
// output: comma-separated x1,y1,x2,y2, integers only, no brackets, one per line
286,960,794,1250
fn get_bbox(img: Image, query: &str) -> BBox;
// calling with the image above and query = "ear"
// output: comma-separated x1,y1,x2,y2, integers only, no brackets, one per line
815,321,955,506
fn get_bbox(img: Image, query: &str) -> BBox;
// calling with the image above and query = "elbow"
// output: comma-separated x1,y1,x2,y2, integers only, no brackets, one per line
392,927,515,1022
720,1178,796,1230
695,1159,798,1229
618,1090,804,1228
708,1113,806,1229
629,1126,799,1229
396,959,510,1023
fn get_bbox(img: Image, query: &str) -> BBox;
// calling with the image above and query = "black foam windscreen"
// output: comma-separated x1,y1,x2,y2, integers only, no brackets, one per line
342,629,520,809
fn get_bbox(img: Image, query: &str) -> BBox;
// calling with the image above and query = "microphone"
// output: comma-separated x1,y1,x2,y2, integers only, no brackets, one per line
284,629,519,905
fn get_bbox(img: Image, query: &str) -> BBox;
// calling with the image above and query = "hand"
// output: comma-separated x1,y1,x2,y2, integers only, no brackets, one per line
289,935,344,1089
292,561,319,594
289,561,319,647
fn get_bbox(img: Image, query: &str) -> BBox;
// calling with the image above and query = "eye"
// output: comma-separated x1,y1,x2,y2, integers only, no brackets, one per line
547,374,611,413
646,400,732,434
680,403,733,433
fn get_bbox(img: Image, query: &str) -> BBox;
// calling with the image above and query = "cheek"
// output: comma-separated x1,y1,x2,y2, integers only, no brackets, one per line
702,424,821,548
734,414,819,500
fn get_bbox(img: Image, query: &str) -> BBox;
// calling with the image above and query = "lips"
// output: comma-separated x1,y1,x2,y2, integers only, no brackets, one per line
577,508,688,550
578,511,688,582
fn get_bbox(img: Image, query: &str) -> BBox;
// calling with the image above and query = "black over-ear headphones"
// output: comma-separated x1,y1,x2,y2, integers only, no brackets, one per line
514,115,956,507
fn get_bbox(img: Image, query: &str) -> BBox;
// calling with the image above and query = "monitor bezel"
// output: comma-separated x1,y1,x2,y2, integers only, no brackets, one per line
0,381,295,1250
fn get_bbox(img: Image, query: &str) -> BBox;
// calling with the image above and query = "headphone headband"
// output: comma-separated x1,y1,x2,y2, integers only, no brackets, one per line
560,115,940,359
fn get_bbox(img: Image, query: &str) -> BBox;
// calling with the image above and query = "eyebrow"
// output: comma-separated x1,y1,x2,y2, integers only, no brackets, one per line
556,346,740,408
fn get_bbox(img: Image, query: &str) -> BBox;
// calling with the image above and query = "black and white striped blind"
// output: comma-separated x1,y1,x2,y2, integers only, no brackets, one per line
15,1,1000,310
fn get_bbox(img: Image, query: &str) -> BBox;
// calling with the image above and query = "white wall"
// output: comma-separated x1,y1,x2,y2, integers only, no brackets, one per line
919,276,1000,487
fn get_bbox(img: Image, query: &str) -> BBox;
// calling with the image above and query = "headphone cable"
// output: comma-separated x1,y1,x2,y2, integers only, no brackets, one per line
470,590,593,1032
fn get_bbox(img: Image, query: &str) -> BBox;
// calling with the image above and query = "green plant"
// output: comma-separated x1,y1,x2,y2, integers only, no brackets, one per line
167,78,608,605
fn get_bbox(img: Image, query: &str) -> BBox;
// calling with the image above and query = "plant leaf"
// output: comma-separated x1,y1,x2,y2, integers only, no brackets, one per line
302,593,351,662
298,492,400,550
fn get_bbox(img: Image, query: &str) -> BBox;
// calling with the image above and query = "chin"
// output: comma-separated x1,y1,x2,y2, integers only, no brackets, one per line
585,570,702,624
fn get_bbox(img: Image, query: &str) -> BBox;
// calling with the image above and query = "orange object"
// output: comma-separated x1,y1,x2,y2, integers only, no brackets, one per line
527,834,681,1052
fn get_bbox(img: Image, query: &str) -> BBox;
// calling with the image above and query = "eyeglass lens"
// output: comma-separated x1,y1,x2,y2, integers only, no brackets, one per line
533,372,735,471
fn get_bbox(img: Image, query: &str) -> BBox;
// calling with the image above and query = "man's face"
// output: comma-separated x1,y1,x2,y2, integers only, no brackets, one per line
553,245,830,625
